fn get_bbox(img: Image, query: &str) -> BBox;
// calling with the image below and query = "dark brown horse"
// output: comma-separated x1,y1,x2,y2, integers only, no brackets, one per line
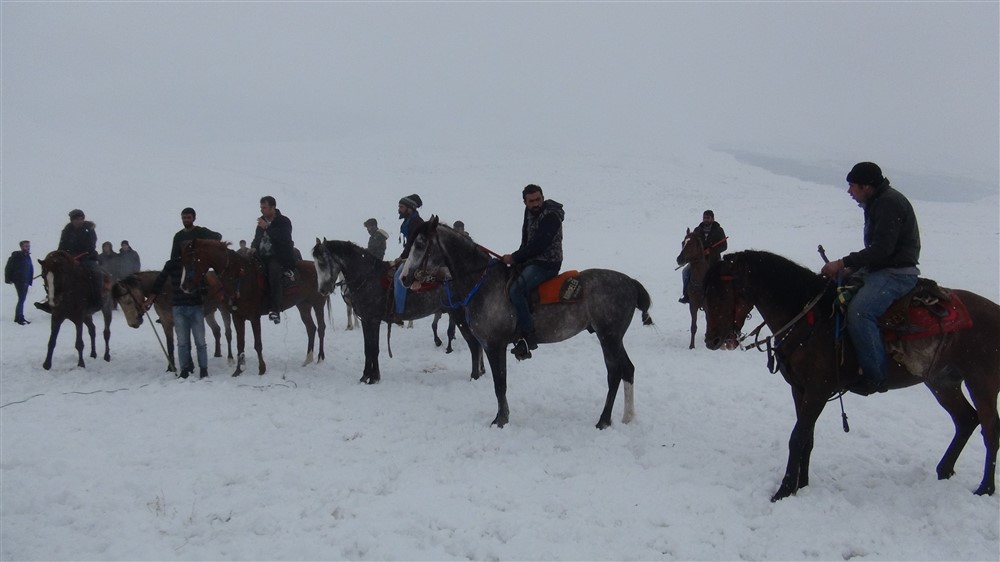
37,251,113,370
702,250,999,500
675,228,709,349
112,270,234,371
180,239,329,376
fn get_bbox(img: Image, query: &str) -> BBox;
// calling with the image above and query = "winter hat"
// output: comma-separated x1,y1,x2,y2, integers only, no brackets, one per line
846,162,883,186
399,194,423,210
69,209,85,219
364,218,378,228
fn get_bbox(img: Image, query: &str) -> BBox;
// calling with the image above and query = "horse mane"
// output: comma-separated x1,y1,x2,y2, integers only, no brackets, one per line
711,250,832,305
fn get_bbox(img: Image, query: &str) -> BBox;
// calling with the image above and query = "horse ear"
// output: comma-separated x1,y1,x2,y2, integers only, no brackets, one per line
429,215,439,230
686,228,691,235
315,237,321,246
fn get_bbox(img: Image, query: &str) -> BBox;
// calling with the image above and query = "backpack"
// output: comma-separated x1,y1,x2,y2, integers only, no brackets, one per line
4,252,16,284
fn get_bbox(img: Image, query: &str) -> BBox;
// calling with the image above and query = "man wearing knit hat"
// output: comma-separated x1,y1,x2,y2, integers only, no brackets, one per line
820,162,921,395
391,194,424,320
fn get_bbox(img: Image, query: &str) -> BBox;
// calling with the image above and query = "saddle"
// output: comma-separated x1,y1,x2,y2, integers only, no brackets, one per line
532,270,582,306
878,279,973,341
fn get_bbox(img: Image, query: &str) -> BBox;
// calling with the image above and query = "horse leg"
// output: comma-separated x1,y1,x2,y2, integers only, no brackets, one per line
455,314,484,380
360,318,381,384
251,317,266,376
222,308,234,365
43,316,64,370
688,302,698,350
77,318,90,367
772,388,825,502
84,315,97,359
232,317,247,377
958,377,999,495
206,312,223,357
315,304,327,363
297,304,317,366
446,312,457,354
484,346,510,427
101,305,112,362
596,333,635,429
345,303,354,331
925,381,980,483
432,311,443,347
164,317,177,372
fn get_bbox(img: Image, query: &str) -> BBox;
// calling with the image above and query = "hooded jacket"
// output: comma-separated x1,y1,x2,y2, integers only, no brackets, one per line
513,199,565,268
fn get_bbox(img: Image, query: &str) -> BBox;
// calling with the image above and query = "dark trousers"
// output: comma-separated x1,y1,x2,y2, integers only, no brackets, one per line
509,263,560,337
14,283,28,321
265,260,284,313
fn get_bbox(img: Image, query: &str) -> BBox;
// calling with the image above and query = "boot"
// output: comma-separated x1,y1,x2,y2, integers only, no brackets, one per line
510,339,532,361
199,367,208,379
34,301,52,313
269,311,281,324
178,367,193,379
524,331,539,350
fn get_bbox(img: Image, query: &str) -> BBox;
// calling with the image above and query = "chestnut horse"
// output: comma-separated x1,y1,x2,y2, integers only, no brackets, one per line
37,251,113,370
675,228,709,349
112,270,234,371
180,239,329,376
703,250,999,500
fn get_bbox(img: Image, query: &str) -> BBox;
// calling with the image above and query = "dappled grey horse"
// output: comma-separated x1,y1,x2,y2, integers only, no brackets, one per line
400,216,654,429
312,238,484,384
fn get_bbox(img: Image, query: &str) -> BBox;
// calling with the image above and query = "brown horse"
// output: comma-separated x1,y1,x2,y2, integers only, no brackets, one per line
37,251,113,370
675,228,709,349
180,239,329,376
112,270,234,371
702,250,999,500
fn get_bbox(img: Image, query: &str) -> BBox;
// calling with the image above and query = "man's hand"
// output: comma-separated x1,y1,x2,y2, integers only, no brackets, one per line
820,259,845,279
256,217,269,229
502,254,514,266
142,296,155,311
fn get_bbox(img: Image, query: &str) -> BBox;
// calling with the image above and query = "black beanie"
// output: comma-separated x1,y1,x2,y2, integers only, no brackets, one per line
399,194,423,210
846,162,883,186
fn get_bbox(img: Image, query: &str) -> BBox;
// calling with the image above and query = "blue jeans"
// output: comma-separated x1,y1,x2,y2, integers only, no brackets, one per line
173,305,208,371
846,269,918,383
393,267,408,315
14,283,29,321
509,263,560,337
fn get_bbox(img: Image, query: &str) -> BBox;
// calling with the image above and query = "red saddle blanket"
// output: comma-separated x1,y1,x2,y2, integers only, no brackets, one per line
882,291,973,342
536,270,581,305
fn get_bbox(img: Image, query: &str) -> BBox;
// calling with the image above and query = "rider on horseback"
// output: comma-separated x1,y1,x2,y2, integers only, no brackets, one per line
502,184,565,360
820,162,921,396
36,209,102,313
390,194,424,324
251,196,297,324
679,210,727,304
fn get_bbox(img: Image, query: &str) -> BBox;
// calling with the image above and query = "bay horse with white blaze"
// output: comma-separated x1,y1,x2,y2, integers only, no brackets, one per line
400,216,654,429
702,250,999,500
311,238,484,384
37,250,113,370
180,239,329,376
112,270,235,371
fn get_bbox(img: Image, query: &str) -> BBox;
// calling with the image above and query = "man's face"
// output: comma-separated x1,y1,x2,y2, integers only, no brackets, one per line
71,216,85,227
121,243,129,251
181,213,195,229
20,242,30,253
524,192,544,214
702,214,713,226
848,183,873,205
260,202,276,220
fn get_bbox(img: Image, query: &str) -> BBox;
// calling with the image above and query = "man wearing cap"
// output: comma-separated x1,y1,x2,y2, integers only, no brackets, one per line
453,220,470,238
251,196,297,324
363,218,388,260
679,210,727,304
502,184,565,360
170,207,222,260
118,240,141,277
391,194,424,319
36,209,103,312
820,162,921,395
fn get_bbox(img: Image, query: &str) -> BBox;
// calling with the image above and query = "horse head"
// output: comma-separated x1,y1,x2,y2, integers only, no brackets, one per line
312,238,344,297
676,228,705,267
180,239,229,293
38,250,80,309
702,254,753,350
400,215,451,287
112,275,146,328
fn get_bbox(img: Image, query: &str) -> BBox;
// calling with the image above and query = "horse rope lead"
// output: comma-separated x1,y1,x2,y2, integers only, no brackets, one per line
143,302,175,372
818,244,851,433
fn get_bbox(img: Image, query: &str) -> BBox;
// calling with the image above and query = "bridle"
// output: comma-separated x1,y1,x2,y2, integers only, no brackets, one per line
409,228,497,309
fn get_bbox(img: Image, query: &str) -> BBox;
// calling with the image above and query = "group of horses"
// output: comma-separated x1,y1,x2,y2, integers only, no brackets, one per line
32,221,998,501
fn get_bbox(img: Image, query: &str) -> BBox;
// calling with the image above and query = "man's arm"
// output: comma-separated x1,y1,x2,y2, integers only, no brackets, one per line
511,214,560,263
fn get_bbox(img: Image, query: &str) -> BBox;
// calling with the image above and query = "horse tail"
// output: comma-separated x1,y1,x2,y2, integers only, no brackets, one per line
632,279,654,326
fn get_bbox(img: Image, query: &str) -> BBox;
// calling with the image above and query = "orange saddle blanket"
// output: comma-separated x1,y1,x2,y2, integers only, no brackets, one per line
535,270,581,305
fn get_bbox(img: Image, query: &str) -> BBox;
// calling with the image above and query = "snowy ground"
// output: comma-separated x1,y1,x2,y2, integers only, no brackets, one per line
2,144,997,561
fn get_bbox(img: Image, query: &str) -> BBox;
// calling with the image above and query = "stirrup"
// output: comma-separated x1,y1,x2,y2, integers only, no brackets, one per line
511,339,532,361
269,311,281,324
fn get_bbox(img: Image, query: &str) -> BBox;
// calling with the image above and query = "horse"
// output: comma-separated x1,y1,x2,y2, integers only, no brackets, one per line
37,251,113,370
311,238,485,384
701,250,999,500
431,310,458,352
675,228,710,349
112,270,234,371
400,216,654,429
180,239,329,376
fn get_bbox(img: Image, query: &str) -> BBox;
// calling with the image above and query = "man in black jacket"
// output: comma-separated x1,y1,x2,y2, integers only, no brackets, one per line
5,240,33,325
171,207,222,260
37,209,102,312
251,196,296,324
502,184,565,360
145,258,210,379
821,162,921,395
679,210,727,303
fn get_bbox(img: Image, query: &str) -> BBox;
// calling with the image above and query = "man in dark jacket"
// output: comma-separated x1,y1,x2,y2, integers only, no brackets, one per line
37,209,102,312
171,207,222,260
391,194,424,319
145,258,210,379
251,196,297,324
118,240,141,276
5,240,33,325
364,218,388,260
821,162,921,395
679,210,727,303
502,184,565,360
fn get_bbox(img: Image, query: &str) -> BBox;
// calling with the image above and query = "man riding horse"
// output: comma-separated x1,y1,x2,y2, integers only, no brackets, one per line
251,196,297,324
36,209,103,313
501,184,565,360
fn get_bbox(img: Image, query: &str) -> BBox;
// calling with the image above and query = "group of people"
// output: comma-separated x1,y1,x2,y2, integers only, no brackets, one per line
98,240,142,284
9,161,920,395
